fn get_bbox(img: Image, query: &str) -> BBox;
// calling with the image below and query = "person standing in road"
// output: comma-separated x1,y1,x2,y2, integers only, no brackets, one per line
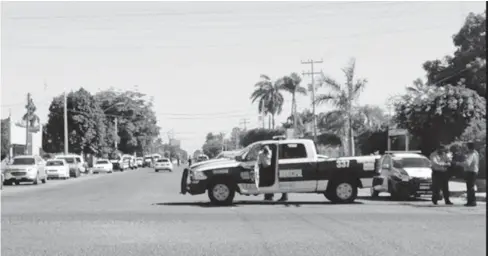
461,142,479,207
430,146,453,205
257,145,274,201
257,145,288,202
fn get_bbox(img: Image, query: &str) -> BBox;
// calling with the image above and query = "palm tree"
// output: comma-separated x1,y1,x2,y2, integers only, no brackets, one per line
314,58,368,156
406,78,426,95
278,73,307,134
250,75,284,129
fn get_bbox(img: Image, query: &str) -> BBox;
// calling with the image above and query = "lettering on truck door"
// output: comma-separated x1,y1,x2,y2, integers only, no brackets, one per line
277,143,317,192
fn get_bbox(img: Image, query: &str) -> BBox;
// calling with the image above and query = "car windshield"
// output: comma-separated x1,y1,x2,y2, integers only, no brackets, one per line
12,158,35,165
47,160,64,166
59,157,75,164
158,159,169,163
96,160,109,164
393,158,431,168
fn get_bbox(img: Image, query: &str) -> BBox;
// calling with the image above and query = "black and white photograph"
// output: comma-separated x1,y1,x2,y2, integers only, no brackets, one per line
1,1,486,256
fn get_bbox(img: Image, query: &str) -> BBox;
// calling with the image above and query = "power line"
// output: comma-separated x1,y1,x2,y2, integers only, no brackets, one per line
5,23,453,51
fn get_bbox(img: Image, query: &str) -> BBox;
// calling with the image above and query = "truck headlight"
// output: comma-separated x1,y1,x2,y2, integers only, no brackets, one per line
192,171,207,180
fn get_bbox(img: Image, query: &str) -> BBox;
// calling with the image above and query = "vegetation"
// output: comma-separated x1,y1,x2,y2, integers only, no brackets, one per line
43,88,161,157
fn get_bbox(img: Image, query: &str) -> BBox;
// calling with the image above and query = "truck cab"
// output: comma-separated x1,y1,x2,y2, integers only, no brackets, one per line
181,138,379,205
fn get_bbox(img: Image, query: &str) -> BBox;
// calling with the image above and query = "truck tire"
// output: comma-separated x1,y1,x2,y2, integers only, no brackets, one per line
328,180,358,204
208,180,235,206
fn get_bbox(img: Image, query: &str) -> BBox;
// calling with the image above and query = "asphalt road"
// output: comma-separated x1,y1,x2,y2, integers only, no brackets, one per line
2,166,486,256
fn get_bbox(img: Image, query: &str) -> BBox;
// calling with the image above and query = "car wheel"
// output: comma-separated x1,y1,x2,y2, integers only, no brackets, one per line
15,181,20,185
208,181,235,206
155,169,159,172
328,180,358,204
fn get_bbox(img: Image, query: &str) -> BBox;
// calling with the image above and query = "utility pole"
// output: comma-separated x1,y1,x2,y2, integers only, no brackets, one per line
25,93,31,155
114,117,118,150
301,59,323,143
239,118,249,130
64,91,68,155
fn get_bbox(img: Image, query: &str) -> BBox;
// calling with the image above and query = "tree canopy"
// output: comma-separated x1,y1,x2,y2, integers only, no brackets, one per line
43,88,161,156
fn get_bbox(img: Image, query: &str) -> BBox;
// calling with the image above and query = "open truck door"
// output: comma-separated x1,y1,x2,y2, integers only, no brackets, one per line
252,143,279,192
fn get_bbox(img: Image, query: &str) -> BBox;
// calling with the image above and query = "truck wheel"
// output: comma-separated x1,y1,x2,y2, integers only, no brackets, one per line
329,180,358,204
208,181,235,206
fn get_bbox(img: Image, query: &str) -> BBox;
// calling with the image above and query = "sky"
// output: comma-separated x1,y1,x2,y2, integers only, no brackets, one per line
1,1,486,154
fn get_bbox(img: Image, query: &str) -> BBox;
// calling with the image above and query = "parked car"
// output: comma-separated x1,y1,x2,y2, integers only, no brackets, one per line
3,155,48,185
92,159,113,174
45,159,70,179
155,158,173,172
54,154,83,178
143,156,153,167
371,151,433,200
136,157,143,167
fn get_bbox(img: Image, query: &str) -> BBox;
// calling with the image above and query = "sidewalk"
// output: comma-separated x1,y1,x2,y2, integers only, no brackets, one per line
449,180,486,202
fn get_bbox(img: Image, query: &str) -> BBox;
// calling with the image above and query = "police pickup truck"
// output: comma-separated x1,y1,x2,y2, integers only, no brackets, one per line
180,138,378,205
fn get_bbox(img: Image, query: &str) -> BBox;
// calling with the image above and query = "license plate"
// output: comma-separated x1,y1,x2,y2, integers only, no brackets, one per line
402,177,409,182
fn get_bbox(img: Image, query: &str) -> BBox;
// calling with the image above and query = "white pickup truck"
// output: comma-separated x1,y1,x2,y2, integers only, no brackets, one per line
181,138,379,205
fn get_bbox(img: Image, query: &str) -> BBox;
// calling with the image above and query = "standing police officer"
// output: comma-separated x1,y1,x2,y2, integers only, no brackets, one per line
430,146,453,205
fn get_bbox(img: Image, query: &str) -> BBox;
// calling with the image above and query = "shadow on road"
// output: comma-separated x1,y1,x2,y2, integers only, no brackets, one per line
357,196,430,202
153,201,363,208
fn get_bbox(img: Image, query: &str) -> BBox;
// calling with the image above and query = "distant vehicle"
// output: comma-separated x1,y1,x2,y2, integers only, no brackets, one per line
92,159,113,174
122,155,137,170
3,155,48,185
371,151,433,200
143,156,153,167
45,159,70,179
109,154,123,171
195,154,209,163
155,158,173,172
55,154,84,177
136,157,143,167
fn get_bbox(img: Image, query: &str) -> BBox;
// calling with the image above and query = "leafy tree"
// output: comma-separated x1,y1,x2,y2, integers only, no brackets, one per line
95,89,160,155
44,88,108,155
1,118,10,160
239,128,285,147
315,58,368,156
278,73,307,131
202,132,224,158
192,150,203,159
422,12,486,97
393,85,486,154
250,75,284,129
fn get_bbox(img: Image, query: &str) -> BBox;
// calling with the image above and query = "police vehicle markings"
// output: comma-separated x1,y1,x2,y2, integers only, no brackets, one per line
279,169,303,178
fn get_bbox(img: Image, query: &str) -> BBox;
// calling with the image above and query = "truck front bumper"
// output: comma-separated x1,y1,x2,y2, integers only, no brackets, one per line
180,169,207,195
